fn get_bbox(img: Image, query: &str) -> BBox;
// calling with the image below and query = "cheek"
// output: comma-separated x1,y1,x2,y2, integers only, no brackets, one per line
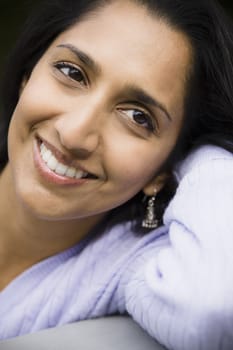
104,118,182,196
12,68,63,130
105,138,166,191
9,88,44,135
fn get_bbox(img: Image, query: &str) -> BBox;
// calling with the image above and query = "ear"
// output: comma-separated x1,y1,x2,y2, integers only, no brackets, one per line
142,173,169,196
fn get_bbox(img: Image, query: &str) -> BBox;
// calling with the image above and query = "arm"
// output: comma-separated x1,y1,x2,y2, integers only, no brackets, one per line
124,146,233,350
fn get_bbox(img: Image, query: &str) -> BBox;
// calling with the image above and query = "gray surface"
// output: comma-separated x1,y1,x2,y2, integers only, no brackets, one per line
0,316,167,350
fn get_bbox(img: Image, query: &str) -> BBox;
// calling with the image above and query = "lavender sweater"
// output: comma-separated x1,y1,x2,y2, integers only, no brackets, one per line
0,145,233,350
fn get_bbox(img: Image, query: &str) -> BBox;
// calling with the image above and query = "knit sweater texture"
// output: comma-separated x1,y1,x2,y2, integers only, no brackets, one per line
0,145,233,349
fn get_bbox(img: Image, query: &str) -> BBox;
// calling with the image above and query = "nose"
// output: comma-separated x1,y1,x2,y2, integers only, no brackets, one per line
54,98,104,158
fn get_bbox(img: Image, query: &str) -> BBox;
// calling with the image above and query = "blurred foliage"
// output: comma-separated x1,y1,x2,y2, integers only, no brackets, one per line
0,0,232,73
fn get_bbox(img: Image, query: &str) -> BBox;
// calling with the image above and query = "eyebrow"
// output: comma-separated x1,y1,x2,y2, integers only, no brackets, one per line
56,43,172,122
124,86,172,122
57,43,101,75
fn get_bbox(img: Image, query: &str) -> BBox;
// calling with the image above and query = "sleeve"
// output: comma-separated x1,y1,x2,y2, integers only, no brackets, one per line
124,150,233,350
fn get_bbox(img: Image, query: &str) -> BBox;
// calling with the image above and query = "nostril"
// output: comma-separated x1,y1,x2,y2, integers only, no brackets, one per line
55,127,99,158
68,147,93,160
55,114,100,156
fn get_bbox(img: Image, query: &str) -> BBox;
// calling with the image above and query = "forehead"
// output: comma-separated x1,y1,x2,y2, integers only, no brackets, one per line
47,0,193,121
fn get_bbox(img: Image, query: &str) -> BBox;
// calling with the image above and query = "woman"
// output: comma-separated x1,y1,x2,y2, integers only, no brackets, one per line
0,0,233,348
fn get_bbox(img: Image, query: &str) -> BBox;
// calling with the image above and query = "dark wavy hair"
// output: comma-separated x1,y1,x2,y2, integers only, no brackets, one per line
1,0,233,230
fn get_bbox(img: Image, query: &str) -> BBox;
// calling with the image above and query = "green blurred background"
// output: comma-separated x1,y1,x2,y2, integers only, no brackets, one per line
0,0,233,74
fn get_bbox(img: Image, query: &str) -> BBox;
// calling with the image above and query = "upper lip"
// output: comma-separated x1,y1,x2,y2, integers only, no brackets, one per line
37,134,99,178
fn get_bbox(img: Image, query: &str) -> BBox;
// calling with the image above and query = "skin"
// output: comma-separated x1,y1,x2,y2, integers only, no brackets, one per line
0,0,192,289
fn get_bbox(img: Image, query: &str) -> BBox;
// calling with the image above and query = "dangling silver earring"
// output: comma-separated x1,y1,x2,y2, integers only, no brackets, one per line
142,189,158,229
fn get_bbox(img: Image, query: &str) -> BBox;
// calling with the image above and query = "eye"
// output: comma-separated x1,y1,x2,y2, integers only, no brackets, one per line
53,61,87,86
118,108,156,133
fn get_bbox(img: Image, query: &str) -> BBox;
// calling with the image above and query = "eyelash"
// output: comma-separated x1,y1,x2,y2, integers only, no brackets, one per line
53,61,88,86
118,108,156,133
53,61,157,133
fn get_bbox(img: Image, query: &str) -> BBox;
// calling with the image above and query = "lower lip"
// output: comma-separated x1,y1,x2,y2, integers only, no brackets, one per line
33,139,90,186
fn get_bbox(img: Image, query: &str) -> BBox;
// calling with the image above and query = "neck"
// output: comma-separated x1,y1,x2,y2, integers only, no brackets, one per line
0,164,105,289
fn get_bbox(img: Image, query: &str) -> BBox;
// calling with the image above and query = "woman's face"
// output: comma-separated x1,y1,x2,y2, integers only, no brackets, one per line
7,0,192,220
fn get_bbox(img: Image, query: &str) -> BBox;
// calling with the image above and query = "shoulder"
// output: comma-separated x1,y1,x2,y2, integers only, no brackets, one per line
164,144,233,245
174,144,233,181
124,146,233,349
165,144,233,223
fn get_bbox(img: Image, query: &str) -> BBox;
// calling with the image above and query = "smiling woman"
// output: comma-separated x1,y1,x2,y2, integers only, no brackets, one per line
7,3,189,222
0,1,233,349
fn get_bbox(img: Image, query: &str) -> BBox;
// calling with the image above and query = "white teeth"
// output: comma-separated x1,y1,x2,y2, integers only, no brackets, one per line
42,149,52,162
39,142,92,179
40,143,46,156
65,167,76,178
47,155,58,171
55,163,68,176
75,170,85,179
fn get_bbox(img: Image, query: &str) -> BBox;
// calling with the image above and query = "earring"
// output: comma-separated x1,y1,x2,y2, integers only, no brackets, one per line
142,189,158,229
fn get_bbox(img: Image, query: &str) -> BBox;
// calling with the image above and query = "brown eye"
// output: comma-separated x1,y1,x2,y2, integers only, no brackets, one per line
54,62,87,85
133,110,150,125
120,109,156,132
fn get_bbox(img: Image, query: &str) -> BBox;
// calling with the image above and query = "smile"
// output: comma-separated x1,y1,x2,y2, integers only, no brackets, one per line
39,141,97,180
